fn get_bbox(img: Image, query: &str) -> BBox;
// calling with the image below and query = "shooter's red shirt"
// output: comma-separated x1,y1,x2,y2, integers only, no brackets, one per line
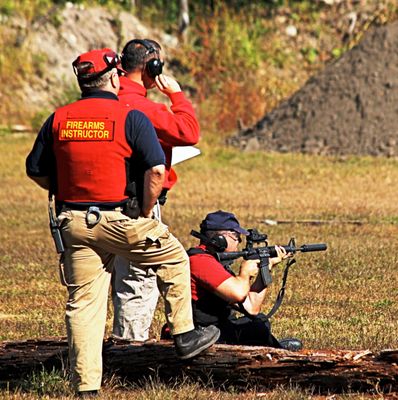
189,245,232,301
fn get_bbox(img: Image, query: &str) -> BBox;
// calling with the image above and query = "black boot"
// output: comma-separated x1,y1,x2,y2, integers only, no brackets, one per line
278,337,303,352
77,390,99,398
174,325,220,359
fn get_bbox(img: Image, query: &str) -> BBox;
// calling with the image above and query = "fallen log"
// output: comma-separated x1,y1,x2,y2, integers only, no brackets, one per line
0,337,397,394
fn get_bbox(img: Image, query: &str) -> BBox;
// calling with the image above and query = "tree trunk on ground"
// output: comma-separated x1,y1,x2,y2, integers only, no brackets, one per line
1,338,397,394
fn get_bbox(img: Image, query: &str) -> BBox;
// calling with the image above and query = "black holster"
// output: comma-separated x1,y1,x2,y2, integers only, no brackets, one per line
158,189,168,206
125,182,140,219
48,197,65,254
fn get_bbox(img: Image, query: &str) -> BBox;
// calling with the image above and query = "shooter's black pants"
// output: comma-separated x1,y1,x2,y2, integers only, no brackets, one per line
217,313,281,347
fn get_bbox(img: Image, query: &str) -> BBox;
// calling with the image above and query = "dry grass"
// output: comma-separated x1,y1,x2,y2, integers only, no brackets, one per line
0,134,397,398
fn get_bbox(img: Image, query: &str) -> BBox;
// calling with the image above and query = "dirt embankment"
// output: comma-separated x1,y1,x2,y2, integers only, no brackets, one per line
2,4,177,126
228,21,398,157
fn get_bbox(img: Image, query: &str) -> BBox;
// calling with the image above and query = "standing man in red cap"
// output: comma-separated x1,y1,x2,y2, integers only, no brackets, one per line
111,38,200,342
26,48,219,397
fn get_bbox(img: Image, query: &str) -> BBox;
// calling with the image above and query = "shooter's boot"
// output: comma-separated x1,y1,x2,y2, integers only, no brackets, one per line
278,337,303,352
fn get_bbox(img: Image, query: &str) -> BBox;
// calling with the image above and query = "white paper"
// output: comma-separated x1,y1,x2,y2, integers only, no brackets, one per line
171,146,201,166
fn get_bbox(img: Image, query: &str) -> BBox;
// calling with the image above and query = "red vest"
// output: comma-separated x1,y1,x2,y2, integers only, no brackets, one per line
52,97,132,202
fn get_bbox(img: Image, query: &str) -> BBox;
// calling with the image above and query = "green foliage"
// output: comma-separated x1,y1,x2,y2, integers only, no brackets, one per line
2,0,398,129
19,368,71,396
0,0,16,16
178,4,270,133
301,46,318,64
132,0,180,33
1,0,53,20
191,5,265,76
0,0,133,19
374,299,393,308
332,47,343,58
0,126,13,136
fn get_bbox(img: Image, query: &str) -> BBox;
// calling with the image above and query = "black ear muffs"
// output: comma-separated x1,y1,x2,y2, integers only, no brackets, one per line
146,57,163,78
190,230,228,252
210,234,228,252
122,39,163,78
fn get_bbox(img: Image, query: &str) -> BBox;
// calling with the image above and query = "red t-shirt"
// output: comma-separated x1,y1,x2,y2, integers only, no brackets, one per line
118,77,200,190
189,245,232,301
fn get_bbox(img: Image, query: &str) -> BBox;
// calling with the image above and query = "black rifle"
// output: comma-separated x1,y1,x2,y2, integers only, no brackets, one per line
213,229,327,286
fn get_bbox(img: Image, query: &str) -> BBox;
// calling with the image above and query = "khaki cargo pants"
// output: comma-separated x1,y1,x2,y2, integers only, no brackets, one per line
58,209,194,392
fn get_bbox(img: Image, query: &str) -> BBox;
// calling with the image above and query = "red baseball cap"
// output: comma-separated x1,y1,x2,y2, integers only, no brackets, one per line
72,48,126,81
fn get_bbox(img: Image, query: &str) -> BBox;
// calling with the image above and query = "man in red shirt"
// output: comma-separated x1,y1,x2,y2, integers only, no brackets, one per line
187,210,303,350
112,38,201,341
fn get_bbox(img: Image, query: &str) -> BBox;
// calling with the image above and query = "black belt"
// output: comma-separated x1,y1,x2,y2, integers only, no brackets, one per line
57,201,127,212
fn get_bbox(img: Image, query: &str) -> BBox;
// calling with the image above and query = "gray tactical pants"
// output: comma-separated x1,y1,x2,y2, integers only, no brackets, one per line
112,258,159,341
112,202,161,341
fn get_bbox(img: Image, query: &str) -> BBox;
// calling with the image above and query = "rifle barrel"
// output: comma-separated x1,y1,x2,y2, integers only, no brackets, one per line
299,243,327,252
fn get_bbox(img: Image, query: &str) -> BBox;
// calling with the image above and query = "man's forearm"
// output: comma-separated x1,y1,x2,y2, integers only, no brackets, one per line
141,164,165,217
240,274,268,316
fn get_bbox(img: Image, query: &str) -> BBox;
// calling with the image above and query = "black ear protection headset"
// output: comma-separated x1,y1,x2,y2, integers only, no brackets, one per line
121,39,163,78
191,230,228,252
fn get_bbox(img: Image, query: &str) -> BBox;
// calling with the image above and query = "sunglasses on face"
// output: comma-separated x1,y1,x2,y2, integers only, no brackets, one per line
225,232,242,243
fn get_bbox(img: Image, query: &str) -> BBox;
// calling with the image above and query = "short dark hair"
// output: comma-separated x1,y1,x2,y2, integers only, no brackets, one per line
78,69,114,91
121,39,161,73
205,230,225,239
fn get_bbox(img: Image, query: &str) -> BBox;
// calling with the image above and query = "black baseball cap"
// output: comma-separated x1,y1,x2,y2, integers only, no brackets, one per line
200,210,249,235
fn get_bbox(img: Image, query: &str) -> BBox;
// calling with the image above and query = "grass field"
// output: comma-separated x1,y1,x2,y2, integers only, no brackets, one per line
0,134,397,399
